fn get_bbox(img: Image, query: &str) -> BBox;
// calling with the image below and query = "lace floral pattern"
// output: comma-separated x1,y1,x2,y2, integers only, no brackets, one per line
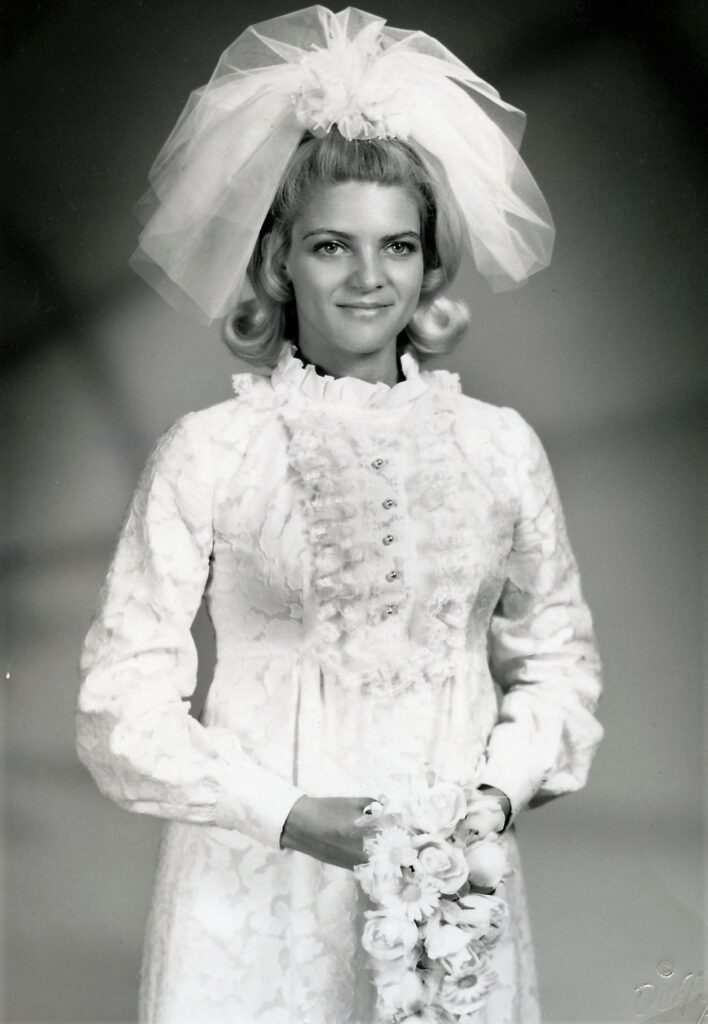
75,341,604,1022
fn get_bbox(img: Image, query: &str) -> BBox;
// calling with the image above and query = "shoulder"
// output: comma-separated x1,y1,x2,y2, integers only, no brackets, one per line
137,394,258,500
494,404,540,449
419,362,542,443
440,380,531,440
176,395,251,441
456,392,508,425
420,366,501,425
419,366,541,460
446,388,551,493
158,372,278,457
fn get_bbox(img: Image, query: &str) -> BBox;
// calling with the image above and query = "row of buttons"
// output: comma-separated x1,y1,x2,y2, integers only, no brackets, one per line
372,456,400,618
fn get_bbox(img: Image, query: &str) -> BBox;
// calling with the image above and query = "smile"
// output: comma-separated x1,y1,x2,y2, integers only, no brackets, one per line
337,303,392,314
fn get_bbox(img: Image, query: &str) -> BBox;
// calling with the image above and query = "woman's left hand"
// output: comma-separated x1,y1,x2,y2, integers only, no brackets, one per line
476,784,512,832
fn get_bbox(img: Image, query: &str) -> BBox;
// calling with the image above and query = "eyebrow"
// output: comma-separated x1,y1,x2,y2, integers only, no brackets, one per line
301,228,421,242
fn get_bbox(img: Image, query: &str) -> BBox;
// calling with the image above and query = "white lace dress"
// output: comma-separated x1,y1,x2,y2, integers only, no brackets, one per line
76,341,604,1024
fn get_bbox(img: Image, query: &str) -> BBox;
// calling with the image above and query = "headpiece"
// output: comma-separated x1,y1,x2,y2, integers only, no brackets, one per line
130,6,555,323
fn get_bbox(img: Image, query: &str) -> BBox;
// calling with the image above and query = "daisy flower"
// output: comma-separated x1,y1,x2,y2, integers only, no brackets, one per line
381,867,442,921
438,955,498,1015
365,825,420,879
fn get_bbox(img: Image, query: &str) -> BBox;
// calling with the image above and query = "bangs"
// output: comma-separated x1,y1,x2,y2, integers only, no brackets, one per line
295,131,428,188
272,129,434,224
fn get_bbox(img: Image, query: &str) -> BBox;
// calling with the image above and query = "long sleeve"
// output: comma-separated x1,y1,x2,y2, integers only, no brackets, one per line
75,413,305,850
478,407,605,828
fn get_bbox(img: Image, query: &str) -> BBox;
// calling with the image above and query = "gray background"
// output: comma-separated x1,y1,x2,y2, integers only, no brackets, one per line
2,1,707,1021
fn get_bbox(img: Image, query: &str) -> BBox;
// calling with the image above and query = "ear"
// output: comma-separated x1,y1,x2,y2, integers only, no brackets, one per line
281,247,291,282
263,230,291,279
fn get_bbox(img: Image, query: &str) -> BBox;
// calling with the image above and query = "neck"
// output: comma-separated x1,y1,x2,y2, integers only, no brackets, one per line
292,342,405,386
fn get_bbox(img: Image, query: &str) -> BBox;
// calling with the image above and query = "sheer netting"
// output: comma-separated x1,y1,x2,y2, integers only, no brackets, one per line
130,7,555,323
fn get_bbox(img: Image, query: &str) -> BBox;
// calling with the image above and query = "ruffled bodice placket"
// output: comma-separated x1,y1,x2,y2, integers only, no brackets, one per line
232,342,488,700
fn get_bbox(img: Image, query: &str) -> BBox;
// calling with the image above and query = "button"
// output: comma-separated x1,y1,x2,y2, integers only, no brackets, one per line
382,534,394,546
383,604,398,616
371,457,385,469
382,498,396,509
386,569,400,582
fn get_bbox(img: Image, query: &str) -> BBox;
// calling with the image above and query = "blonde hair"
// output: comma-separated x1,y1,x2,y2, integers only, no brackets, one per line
223,129,469,367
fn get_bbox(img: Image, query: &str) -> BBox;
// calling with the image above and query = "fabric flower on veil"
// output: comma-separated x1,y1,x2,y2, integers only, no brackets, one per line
293,19,415,139
130,6,555,324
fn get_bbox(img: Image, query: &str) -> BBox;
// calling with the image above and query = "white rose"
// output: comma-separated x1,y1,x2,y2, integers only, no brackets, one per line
440,894,494,931
355,859,405,905
440,893,507,950
415,838,469,895
423,910,472,959
464,837,509,888
463,795,507,838
403,781,468,836
361,911,419,962
375,965,426,1015
438,949,475,979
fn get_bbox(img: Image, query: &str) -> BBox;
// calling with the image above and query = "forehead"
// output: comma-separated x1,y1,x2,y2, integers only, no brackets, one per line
294,181,420,232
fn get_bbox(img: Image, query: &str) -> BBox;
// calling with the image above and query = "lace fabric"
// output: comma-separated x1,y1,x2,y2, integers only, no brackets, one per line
76,341,603,1021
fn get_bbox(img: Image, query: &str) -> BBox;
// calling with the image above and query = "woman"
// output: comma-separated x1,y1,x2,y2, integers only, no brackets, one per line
76,8,604,1023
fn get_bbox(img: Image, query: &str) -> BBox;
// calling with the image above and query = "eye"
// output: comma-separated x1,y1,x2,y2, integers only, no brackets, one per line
313,240,346,256
386,240,418,256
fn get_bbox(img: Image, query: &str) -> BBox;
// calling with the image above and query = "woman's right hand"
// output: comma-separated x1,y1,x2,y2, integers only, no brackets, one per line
279,795,378,870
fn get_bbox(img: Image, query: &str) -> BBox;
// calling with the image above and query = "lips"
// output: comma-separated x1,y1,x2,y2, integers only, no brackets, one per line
337,303,392,309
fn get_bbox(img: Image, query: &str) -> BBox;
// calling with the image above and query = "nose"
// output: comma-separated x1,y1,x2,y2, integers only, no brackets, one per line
349,249,386,291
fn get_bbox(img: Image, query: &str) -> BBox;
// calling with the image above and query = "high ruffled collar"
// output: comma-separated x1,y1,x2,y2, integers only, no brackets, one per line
269,341,429,412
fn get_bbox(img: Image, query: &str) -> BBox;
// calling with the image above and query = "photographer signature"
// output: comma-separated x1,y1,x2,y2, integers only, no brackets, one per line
635,961,706,1022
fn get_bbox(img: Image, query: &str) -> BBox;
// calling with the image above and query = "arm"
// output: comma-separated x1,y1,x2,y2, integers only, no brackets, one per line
478,408,605,829
75,413,305,850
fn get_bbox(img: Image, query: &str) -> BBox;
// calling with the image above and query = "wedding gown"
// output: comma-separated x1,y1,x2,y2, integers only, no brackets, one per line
75,341,604,1023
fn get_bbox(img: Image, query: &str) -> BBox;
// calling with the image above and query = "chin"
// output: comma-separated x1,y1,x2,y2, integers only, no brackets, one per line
342,330,395,349
337,320,409,352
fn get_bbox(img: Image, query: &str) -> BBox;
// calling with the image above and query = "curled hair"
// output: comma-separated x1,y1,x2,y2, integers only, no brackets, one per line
223,129,469,367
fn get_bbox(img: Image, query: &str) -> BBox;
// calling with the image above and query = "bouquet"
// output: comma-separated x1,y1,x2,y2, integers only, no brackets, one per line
353,769,511,1023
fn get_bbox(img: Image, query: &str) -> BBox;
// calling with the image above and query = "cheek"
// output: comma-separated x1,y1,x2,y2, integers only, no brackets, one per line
394,259,425,302
290,262,342,308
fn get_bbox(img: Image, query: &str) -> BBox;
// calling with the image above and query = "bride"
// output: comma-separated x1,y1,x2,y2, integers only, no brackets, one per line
75,8,604,1023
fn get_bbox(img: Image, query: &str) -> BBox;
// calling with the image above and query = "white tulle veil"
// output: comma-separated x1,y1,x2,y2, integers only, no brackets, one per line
129,6,555,324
